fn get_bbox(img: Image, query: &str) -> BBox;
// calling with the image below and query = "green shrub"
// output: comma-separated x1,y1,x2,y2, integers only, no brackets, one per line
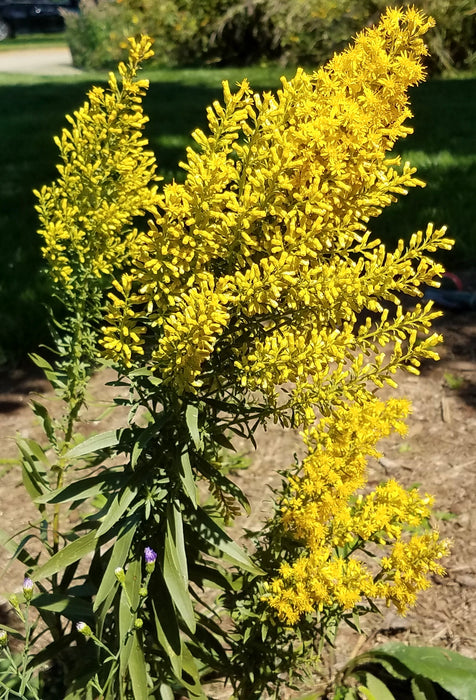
66,0,476,72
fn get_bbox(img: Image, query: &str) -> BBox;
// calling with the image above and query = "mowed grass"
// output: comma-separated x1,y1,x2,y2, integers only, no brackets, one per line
0,62,475,364
0,33,67,51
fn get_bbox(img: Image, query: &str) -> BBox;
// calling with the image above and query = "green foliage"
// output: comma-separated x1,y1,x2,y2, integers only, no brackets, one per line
443,371,465,390
334,642,476,700
65,0,476,72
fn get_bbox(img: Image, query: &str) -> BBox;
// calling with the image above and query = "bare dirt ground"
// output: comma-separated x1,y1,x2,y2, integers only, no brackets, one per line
0,296,475,696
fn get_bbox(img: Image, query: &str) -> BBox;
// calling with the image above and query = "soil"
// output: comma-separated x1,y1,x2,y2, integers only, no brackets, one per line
1,296,476,697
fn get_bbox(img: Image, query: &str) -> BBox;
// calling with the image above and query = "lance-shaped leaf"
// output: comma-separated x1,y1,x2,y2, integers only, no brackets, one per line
163,503,196,633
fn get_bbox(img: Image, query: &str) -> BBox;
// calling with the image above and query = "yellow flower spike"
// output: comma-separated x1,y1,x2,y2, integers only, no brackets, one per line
37,35,160,290
266,397,449,624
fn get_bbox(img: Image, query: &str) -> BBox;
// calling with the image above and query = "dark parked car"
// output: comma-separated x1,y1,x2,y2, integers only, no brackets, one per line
0,0,78,41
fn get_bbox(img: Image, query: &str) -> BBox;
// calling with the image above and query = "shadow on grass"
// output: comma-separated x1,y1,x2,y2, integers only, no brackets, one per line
0,71,475,366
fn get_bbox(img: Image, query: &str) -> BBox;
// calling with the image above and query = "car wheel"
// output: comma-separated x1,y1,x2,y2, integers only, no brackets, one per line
0,18,12,41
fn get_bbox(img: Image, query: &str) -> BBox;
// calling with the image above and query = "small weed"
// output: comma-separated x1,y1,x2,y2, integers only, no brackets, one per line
444,371,465,390
433,509,458,521
398,442,412,453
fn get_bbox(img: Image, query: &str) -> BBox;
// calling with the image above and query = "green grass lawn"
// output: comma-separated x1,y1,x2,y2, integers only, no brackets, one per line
0,63,475,365
0,33,67,51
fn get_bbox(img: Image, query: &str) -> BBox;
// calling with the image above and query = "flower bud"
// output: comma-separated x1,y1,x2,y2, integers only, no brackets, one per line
76,622,92,638
144,547,157,573
134,618,143,629
8,594,20,612
114,567,126,584
0,630,7,648
22,577,34,602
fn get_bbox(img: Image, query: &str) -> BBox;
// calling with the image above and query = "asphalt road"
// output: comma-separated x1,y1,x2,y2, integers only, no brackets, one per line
0,46,80,75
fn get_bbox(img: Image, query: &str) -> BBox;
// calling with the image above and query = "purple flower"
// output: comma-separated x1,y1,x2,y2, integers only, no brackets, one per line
144,546,157,572
144,547,157,564
22,577,34,602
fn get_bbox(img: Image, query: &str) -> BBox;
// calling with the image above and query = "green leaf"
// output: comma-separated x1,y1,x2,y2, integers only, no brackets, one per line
129,634,148,700
31,593,93,621
119,558,142,681
94,522,136,612
17,437,49,503
357,686,377,700
30,400,55,443
180,449,197,508
364,672,396,700
0,528,38,568
189,563,231,591
29,353,63,388
17,437,49,467
374,643,476,700
151,592,182,677
194,508,263,575
186,404,203,451
36,472,119,505
180,643,207,699
411,676,438,700
96,486,138,538
31,530,97,582
65,429,122,458
159,685,175,700
210,430,235,452
163,504,195,633
131,414,167,469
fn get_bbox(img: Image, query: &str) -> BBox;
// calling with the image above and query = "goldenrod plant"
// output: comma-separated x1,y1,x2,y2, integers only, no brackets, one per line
1,11,456,699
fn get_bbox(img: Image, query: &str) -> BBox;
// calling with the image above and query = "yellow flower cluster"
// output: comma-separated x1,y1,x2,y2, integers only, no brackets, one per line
36,36,160,290
266,399,450,624
102,9,452,427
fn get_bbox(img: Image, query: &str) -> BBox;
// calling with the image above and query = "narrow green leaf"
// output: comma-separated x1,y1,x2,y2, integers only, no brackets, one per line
186,404,203,451
195,508,263,575
21,462,45,503
131,414,167,469
151,594,182,677
180,643,207,699
119,558,141,679
163,505,195,633
31,593,93,621
94,522,136,612
17,437,49,467
29,353,61,387
65,429,122,458
17,437,49,502
180,449,197,508
0,528,37,568
210,431,235,452
96,487,137,538
31,531,97,582
189,563,231,591
129,634,148,700
36,472,118,505
30,400,55,442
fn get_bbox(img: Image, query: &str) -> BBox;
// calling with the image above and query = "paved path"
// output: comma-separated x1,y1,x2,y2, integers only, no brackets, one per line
0,46,81,75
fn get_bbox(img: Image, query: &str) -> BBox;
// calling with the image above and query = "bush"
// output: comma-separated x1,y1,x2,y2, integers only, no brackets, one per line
66,0,476,72
2,12,455,698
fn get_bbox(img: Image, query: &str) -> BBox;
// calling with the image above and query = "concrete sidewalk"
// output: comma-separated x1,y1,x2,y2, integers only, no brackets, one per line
0,46,81,75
